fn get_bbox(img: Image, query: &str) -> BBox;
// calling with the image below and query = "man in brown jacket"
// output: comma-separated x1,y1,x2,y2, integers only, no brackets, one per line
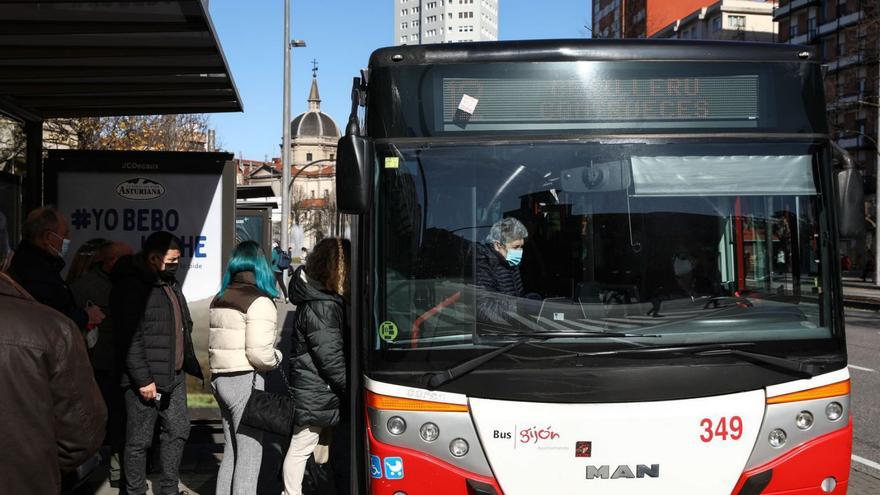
0,272,107,494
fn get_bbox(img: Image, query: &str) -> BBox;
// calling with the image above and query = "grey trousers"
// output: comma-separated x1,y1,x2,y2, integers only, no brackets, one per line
212,371,265,495
124,371,190,495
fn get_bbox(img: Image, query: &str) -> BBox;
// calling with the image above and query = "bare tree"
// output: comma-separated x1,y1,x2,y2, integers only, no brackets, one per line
290,185,307,226
291,190,338,243
43,114,212,151
0,117,26,175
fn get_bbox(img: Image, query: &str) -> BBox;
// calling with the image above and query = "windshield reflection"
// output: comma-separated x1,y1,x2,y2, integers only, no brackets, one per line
375,142,831,353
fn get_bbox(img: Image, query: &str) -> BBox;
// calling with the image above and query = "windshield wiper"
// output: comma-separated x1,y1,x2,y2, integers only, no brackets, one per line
422,331,660,389
423,340,525,389
585,343,820,379
693,348,819,379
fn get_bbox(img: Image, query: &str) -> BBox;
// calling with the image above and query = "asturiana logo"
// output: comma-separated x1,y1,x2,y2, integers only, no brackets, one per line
116,178,165,200
519,426,560,444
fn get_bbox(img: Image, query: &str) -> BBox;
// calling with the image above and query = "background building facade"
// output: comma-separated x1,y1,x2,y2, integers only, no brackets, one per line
651,0,777,42
592,0,714,38
775,0,878,270
395,0,499,45
234,74,341,251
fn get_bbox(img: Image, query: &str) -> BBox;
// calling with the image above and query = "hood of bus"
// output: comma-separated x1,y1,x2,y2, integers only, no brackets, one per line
469,390,765,495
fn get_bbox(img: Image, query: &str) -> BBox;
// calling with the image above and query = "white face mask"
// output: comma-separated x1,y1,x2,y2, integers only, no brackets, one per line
49,232,71,258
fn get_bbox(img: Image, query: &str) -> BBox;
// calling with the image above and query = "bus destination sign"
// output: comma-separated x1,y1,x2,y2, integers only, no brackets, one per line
441,74,760,131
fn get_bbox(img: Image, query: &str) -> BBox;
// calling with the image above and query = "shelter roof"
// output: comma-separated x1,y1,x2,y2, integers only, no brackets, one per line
236,185,276,200
0,0,242,120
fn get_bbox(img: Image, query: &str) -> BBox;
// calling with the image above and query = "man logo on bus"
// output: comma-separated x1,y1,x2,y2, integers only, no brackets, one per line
379,321,399,343
586,464,660,480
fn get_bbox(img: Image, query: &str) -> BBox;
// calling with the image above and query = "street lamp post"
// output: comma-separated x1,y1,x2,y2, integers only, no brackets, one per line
281,0,305,254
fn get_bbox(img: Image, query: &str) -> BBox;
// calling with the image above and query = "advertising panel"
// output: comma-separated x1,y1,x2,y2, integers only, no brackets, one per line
47,150,234,301
46,150,235,376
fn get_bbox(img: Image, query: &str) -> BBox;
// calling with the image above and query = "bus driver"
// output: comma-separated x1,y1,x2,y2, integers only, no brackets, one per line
475,217,528,325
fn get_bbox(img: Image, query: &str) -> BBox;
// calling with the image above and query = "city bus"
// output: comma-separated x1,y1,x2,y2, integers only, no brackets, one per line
334,40,864,495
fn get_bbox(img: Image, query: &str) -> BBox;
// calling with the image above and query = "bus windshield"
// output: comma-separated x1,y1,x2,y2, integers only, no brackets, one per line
373,140,834,369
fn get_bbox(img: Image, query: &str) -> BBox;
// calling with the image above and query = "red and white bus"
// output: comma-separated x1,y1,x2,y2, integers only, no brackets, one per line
334,39,863,495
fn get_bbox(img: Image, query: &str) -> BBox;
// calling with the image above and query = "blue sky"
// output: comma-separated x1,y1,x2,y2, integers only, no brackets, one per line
208,1,591,160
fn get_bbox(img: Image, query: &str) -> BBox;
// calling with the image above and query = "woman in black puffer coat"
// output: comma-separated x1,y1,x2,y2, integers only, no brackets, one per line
282,237,350,495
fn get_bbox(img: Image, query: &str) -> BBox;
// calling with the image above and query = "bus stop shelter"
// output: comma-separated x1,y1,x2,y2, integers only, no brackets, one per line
0,0,242,217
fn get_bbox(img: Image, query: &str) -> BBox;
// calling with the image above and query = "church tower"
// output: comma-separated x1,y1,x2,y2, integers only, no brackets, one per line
289,61,340,248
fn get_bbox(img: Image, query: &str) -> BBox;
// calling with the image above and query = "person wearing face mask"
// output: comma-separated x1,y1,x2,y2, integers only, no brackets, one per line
110,231,204,495
9,206,105,332
475,217,528,324
70,239,133,487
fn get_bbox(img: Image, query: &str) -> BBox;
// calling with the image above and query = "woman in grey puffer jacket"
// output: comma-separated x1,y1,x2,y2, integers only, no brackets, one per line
282,237,350,495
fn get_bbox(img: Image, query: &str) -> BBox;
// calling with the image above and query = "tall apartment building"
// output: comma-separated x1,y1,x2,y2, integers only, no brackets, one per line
652,0,777,42
394,0,499,45
592,0,713,38
775,1,879,267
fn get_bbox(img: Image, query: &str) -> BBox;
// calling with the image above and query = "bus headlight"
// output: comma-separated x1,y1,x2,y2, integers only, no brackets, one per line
821,477,837,493
449,438,469,457
419,422,440,442
387,416,407,435
796,411,814,430
768,428,787,448
825,402,843,422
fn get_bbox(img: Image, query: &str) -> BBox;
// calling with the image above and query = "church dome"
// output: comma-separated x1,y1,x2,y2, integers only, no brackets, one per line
291,76,339,139
291,112,339,139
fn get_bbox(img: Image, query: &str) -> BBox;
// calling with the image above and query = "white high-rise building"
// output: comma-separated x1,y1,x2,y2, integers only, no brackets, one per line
394,0,499,45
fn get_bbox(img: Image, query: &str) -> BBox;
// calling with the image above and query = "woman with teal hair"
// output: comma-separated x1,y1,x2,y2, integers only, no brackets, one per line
209,241,282,494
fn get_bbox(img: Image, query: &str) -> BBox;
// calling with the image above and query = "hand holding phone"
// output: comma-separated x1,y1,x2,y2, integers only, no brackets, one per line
139,382,158,401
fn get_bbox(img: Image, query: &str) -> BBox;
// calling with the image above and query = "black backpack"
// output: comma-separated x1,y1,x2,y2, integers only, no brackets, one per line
277,249,292,269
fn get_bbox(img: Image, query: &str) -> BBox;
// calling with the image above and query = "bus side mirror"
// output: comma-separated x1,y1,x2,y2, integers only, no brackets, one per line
336,134,373,214
836,168,864,240
831,143,865,240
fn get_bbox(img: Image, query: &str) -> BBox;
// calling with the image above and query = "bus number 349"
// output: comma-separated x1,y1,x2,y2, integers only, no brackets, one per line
700,416,744,442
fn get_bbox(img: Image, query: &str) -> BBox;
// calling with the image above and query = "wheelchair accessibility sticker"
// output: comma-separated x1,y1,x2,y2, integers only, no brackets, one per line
378,321,399,343
384,457,405,480
370,455,383,479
